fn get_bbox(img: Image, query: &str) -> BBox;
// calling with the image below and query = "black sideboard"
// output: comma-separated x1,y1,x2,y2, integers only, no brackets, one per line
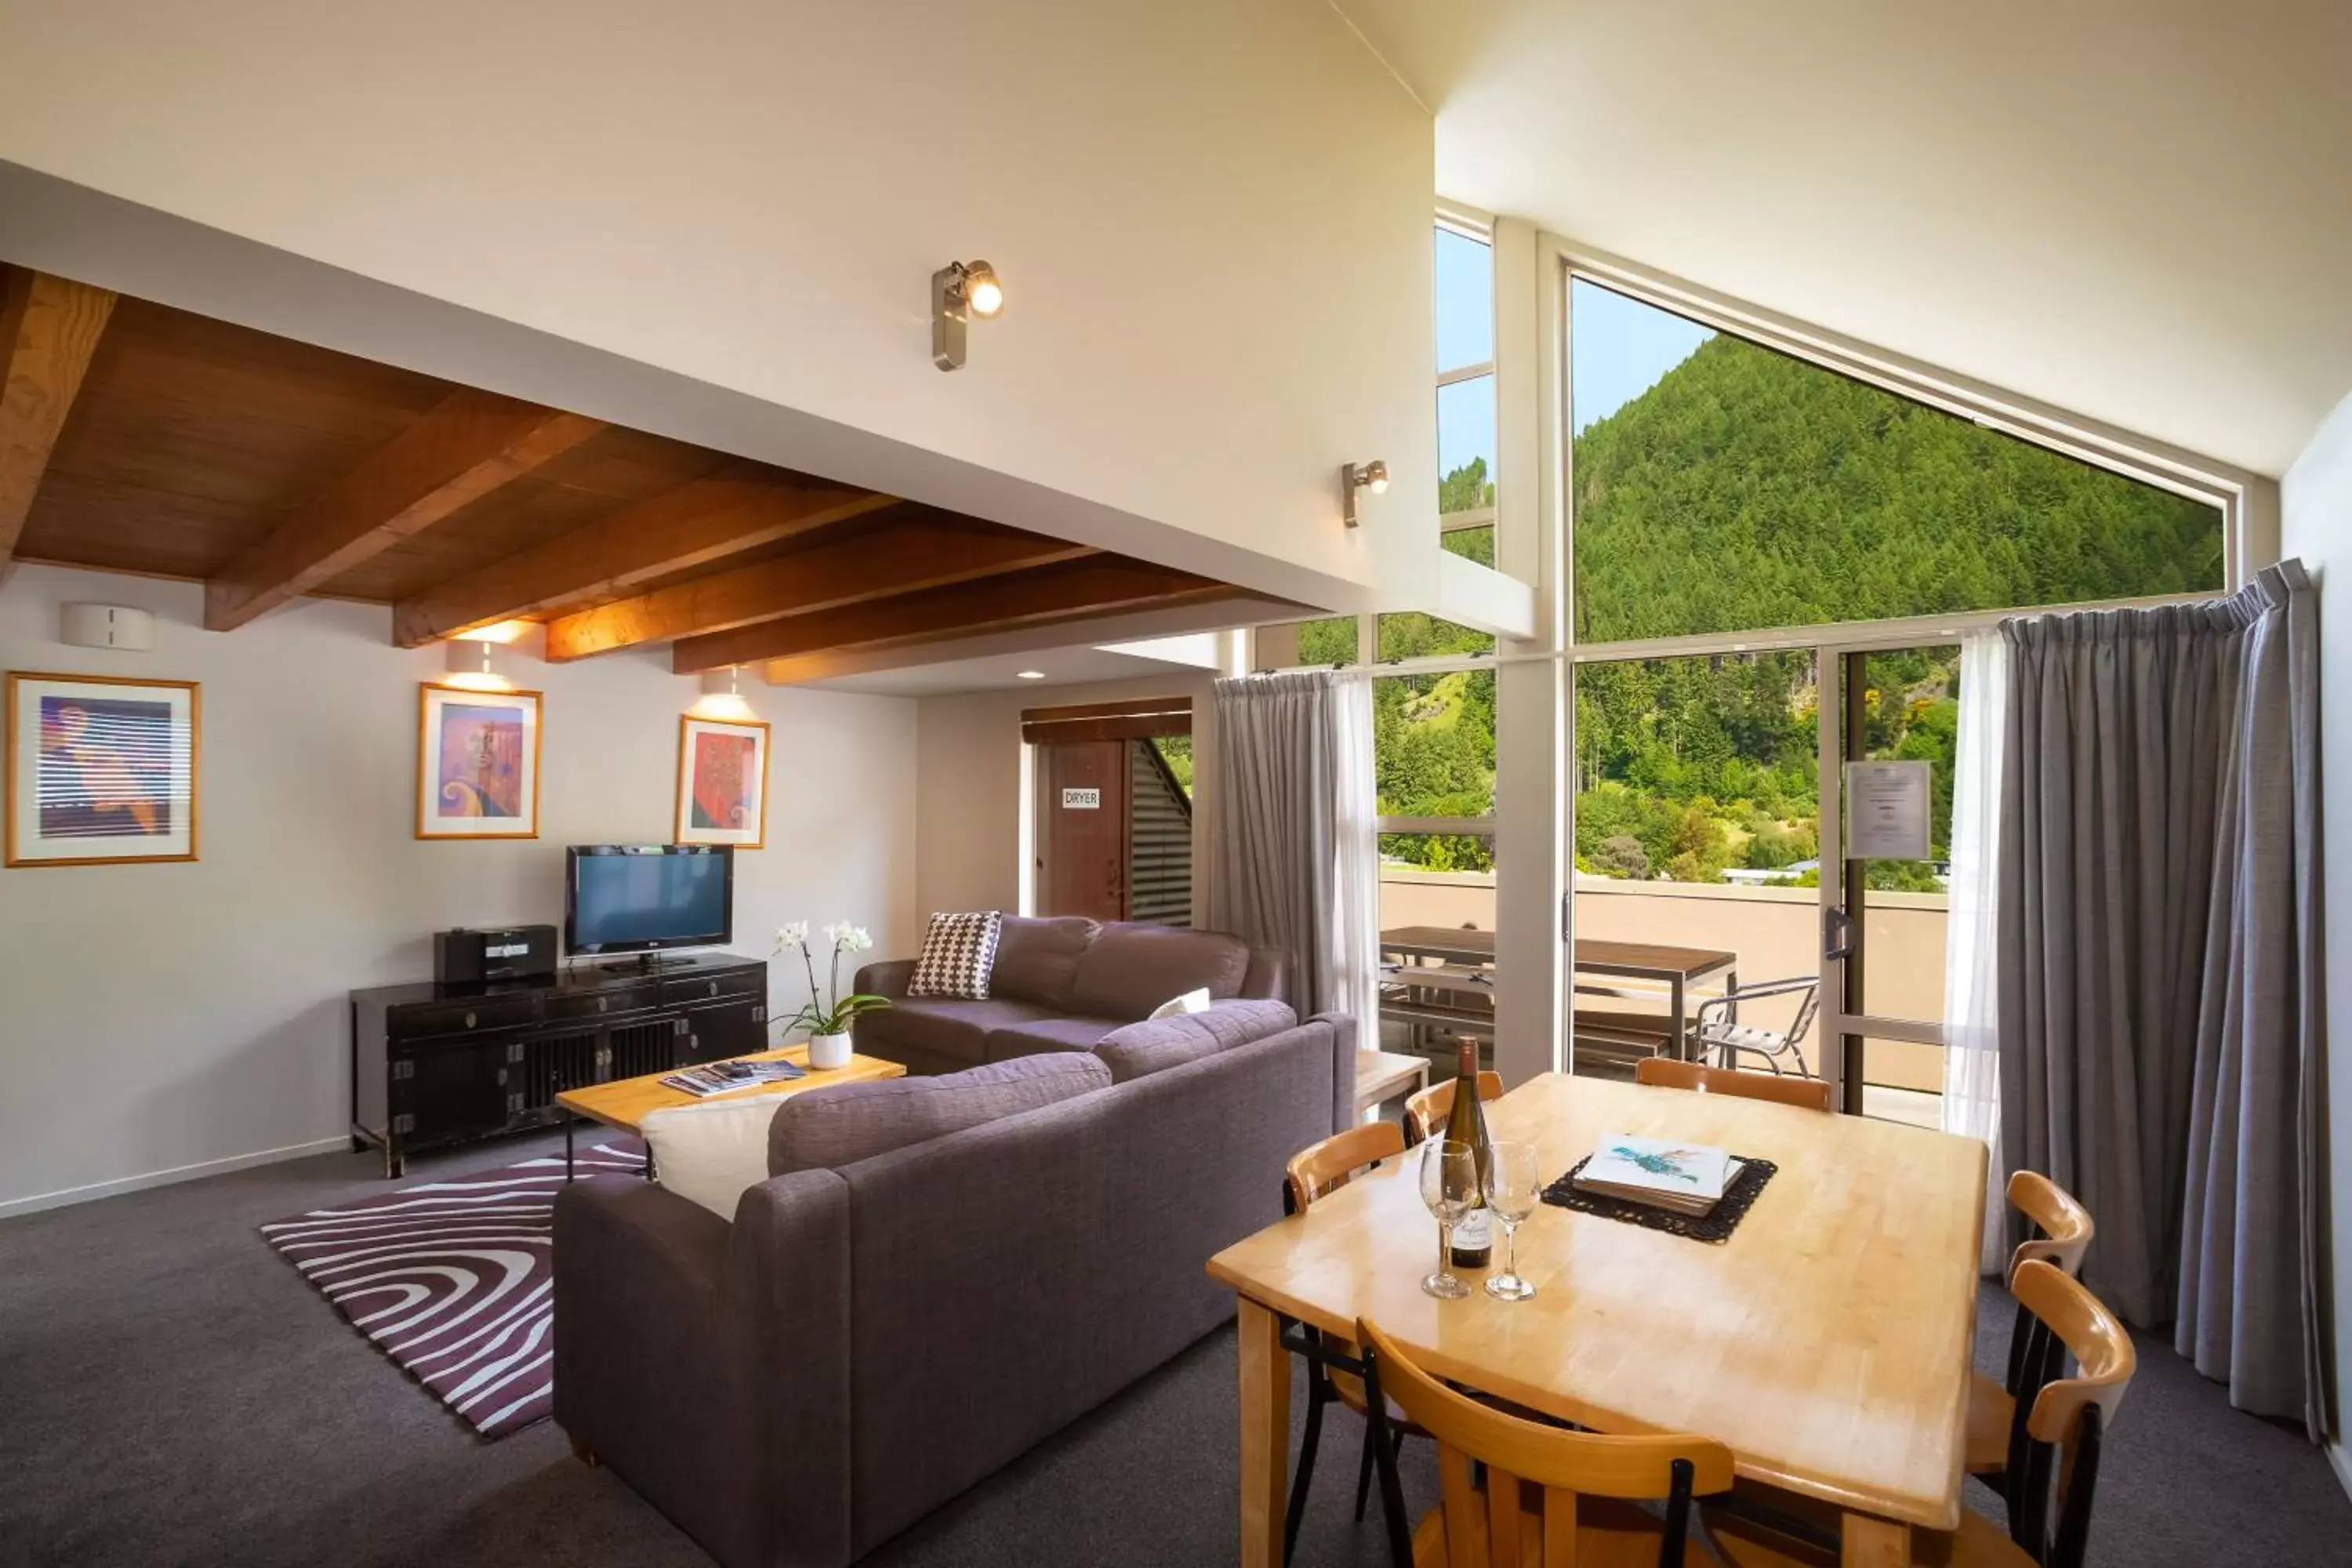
351,953,769,1177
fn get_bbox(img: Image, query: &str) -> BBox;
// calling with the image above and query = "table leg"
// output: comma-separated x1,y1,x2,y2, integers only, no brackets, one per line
1841,1512,1910,1566
1670,975,1688,1061
564,1113,575,1182
1237,1298,1290,1568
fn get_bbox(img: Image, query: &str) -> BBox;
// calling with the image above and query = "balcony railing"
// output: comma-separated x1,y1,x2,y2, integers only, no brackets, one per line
1378,867,1950,1098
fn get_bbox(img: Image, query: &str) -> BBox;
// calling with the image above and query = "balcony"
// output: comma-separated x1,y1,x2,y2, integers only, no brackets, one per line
1378,868,1950,1125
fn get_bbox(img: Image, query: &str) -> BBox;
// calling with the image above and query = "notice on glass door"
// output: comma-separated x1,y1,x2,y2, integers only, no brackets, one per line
1846,760,1932,861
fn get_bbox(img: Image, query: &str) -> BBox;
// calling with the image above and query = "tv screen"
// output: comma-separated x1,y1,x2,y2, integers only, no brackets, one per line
565,845,734,956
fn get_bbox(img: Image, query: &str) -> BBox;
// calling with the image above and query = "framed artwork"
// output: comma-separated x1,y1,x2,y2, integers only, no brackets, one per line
417,683,542,840
675,714,769,848
5,671,201,868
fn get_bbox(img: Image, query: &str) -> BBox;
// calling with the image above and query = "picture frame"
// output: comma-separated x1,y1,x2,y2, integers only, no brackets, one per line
675,714,770,848
5,670,201,868
417,682,542,840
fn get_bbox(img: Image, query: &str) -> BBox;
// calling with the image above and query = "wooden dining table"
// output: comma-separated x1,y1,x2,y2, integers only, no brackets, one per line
1207,1074,1987,1566
1380,925,1742,1056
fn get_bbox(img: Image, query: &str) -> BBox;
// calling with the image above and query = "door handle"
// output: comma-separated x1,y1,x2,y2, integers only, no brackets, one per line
1824,906,1856,962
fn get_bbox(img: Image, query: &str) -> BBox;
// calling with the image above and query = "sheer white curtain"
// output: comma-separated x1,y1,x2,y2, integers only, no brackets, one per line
1329,671,1381,1043
1943,631,2009,1275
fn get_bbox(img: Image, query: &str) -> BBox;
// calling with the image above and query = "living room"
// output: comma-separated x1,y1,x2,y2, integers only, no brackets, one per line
5,3,2352,1566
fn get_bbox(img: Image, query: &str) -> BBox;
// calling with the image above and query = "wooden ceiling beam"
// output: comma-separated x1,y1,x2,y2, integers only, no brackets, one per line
669,558,1236,673
392,463,898,647
0,268,118,580
543,510,1098,661
204,388,604,630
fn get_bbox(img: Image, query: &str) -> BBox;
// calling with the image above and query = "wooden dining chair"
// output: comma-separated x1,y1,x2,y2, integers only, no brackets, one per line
1357,1316,1737,1568
1705,1260,2135,1568
1403,1072,1505,1145
1281,1123,1422,1562
1966,1172,2096,1490
1634,1057,1835,1112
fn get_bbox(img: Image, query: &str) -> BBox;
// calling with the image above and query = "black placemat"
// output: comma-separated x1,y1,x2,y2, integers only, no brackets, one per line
1541,1153,1778,1244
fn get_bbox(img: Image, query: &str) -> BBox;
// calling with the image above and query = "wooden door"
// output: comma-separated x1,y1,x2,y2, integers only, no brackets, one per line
1036,741,1131,920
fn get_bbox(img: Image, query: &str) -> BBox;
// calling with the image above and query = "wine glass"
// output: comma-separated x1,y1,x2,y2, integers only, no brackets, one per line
1483,1141,1541,1301
1419,1138,1476,1300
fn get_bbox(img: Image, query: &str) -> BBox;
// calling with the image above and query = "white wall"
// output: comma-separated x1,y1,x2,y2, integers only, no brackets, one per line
0,0,1434,613
2280,389,2352,1463
913,673,1217,924
0,564,919,1215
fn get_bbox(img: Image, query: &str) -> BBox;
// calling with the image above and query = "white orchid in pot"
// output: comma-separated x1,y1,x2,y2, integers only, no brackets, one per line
775,920,891,1070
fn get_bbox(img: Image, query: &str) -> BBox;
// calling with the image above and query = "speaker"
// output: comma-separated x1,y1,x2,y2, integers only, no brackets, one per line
434,925,558,985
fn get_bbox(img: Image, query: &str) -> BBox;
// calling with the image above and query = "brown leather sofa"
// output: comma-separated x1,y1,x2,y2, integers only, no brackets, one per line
850,916,1292,1075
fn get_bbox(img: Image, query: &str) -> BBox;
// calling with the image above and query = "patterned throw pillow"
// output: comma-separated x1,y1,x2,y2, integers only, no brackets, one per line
906,910,1004,999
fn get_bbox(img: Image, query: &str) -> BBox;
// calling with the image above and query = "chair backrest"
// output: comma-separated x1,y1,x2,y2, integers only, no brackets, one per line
1359,1318,1733,1568
1784,981,1821,1048
1403,1072,1505,1145
2003,1260,2136,1568
1633,1058,1834,1112
1285,1120,1406,1215
2006,1169,2095,1284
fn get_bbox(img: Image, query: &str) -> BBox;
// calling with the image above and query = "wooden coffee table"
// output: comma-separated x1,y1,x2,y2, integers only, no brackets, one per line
556,1044,905,1179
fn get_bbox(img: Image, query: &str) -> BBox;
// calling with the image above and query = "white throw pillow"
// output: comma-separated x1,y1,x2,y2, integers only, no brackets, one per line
640,1092,793,1221
1147,987,1214,1021
906,910,1004,999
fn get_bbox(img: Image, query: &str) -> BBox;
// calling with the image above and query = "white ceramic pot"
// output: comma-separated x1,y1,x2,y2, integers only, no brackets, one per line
808,1031,853,1071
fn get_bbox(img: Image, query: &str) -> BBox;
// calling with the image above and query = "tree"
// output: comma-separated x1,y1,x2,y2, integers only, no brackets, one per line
1592,835,1651,880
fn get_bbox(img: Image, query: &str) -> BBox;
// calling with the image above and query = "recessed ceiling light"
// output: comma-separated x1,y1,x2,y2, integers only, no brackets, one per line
1015,670,1047,681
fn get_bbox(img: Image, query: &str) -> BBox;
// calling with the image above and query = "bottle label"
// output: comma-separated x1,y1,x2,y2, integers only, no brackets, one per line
1453,1209,1492,1253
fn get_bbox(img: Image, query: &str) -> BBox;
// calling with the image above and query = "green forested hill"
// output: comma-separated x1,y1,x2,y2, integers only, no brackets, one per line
1377,326,2222,884
1572,333,2223,643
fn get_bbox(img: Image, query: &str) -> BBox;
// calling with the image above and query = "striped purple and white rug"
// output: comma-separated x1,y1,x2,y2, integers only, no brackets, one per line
261,1138,644,1439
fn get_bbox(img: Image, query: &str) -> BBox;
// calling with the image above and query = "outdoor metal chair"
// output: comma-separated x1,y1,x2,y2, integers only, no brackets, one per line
1693,976,1820,1077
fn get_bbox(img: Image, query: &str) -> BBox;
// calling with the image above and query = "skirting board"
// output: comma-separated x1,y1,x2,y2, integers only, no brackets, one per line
0,1135,354,1221
2329,1440,2352,1508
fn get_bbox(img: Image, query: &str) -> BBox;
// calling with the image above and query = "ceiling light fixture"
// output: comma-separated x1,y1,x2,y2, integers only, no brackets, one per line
442,636,514,692
691,665,757,720
1015,670,1047,681
933,260,1006,371
1341,459,1389,528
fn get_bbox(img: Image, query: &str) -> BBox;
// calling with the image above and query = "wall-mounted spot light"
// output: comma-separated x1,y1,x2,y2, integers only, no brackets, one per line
1341,459,1389,528
933,260,1005,371
1015,669,1047,681
443,636,514,692
691,665,757,720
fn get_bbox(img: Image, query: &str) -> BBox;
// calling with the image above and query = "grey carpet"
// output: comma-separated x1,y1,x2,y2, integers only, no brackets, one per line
2,1131,2346,1567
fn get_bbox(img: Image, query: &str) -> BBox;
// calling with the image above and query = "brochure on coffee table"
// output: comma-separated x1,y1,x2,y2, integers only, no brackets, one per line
660,1058,807,1098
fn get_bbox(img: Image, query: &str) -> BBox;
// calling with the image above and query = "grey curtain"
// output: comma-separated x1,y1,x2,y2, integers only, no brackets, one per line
1207,671,1342,1016
1998,561,2325,1433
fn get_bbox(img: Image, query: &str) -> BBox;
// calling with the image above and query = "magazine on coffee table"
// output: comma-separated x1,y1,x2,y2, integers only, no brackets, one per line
660,1058,808,1098
1572,1132,1740,1218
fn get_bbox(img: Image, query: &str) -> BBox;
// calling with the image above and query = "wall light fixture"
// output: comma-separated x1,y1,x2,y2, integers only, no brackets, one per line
1341,459,1389,528
933,260,1005,371
691,665,757,720
442,636,514,692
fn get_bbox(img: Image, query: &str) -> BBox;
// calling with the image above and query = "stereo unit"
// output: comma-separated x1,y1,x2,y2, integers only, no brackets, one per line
434,925,559,985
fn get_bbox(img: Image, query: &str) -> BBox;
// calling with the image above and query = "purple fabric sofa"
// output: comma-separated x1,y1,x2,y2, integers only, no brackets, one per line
848,915,1294,1075
552,1002,1353,1568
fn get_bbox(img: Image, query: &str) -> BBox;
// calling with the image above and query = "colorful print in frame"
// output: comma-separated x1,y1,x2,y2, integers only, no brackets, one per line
5,671,200,867
417,683,542,839
675,715,768,848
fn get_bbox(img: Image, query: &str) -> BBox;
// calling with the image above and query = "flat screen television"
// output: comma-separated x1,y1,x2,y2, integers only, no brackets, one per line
564,844,734,956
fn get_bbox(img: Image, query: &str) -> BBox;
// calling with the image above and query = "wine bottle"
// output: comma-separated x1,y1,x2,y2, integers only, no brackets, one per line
1442,1037,1493,1269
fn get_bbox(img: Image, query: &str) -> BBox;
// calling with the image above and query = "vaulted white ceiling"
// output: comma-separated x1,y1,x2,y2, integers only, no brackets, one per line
1335,0,2352,477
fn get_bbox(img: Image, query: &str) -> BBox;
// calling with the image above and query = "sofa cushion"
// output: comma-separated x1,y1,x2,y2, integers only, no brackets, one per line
982,1015,1127,1062
989,916,1099,1008
855,996,1058,1067
906,911,1003,999
1092,999,1299,1083
1068,924,1253,1018
770,1052,1112,1175
640,1091,797,1221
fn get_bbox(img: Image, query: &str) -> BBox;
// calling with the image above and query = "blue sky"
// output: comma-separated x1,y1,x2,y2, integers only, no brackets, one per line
1434,230,1714,490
